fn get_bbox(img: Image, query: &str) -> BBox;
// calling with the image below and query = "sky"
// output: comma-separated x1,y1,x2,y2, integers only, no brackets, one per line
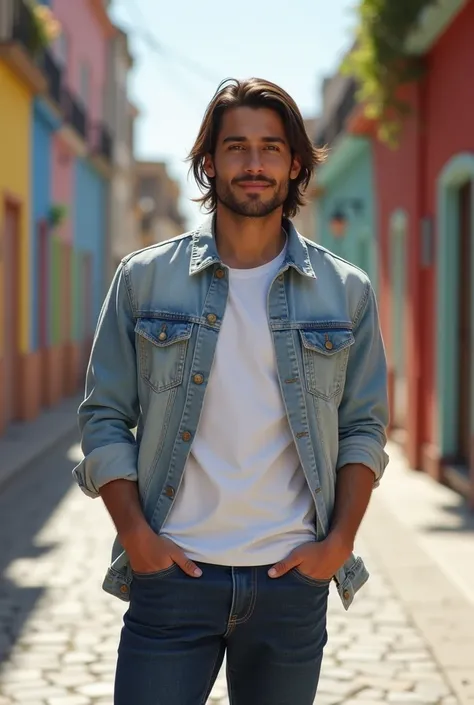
109,0,358,228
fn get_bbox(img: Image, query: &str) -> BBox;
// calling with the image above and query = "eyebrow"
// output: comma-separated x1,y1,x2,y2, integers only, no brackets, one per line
222,135,287,145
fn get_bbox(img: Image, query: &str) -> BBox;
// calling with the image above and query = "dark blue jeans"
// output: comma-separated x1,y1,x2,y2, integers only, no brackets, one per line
114,562,329,705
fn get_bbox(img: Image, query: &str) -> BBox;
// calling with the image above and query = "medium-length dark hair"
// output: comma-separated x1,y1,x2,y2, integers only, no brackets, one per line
187,77,326,219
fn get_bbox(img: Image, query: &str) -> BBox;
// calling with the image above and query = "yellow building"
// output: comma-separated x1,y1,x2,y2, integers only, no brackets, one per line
0,1,46,433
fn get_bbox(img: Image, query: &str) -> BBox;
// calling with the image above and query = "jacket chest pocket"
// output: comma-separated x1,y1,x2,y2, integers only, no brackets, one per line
135,318,193,393
300,327,354,401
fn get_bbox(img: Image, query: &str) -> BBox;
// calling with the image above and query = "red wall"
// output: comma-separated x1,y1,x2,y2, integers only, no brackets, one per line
373,1,474,468
373,84,422,467
422,0,474,446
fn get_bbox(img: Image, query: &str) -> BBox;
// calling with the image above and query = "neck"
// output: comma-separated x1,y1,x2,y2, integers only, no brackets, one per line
214,204,285,269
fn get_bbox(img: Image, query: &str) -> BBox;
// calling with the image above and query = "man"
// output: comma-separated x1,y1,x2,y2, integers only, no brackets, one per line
74,77,389,705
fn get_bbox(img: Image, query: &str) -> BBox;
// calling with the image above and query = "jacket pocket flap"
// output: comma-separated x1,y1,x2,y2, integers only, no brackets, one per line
300,328,354,356
135,318,193,347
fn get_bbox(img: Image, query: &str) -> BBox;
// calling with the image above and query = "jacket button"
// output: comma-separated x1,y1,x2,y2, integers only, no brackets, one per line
120,584,129,594
343,589,350,600
325,340,333,350
158,332,167,341
193,373,204,385
164,486,175,498
182,431,192,442
207,313,217,325
215,268,225,279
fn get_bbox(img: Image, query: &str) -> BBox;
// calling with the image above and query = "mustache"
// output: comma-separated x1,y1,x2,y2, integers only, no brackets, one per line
233,175,276,186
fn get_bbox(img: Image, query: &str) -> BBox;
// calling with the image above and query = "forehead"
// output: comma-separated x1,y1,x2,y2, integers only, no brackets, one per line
217,106,287,141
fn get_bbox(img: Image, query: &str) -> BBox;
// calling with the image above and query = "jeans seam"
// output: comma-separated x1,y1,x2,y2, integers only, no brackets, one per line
224,568,238,638
234,567,257,625
200,646,224,705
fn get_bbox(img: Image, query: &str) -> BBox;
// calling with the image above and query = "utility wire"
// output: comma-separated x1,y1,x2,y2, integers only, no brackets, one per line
119,0,223,87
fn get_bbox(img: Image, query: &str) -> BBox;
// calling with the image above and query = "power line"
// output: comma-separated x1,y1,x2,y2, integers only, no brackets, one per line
119,0,223,87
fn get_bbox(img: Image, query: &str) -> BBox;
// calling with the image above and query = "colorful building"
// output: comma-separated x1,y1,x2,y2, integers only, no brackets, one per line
315,0,474,505
0,0,134,438
0,0,48,432
373,0,474,503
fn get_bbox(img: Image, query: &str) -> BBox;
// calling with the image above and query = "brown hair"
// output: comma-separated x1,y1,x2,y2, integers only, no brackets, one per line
187,77,326,219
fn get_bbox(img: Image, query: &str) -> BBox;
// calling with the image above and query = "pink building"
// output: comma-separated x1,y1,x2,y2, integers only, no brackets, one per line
44,0,115,405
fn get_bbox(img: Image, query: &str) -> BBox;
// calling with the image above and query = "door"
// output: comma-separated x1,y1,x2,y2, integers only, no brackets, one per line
38,220,49,407
2,202,21,426
457,182,472,464
391,216,407,429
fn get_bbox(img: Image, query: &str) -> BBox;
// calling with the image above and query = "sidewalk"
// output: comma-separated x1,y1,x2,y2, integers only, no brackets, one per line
359,442,474,705
0,395,82,490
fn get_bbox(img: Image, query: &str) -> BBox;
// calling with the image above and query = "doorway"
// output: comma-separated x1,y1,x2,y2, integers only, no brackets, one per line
2,200,21,427
38,219,50,407
457,182,472,465
390,210,408,430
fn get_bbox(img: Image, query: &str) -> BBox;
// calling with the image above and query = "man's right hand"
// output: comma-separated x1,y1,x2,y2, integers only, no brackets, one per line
121,526,202,578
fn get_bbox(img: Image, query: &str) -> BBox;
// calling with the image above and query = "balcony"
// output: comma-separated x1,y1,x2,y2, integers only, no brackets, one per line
0,0,47,92
41,48,62,105
61,86,88,141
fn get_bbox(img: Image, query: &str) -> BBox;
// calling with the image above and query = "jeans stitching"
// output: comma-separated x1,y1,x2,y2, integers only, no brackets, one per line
234,567,257,625
291,568,331,588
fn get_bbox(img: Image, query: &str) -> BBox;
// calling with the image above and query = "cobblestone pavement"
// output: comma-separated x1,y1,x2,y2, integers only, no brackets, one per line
0,437,462,705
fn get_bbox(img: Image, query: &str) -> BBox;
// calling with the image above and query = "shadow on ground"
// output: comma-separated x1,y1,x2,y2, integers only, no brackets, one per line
0,429,79,667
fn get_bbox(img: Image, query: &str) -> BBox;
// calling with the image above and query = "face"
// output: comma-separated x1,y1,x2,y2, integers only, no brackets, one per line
204,106,301,218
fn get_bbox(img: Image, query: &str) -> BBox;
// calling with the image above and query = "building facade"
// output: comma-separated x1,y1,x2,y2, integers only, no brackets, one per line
0,0,135,438
135,161,187,247
373,0,474,503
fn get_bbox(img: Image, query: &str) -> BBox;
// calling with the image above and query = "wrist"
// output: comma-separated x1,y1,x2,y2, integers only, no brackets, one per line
120,521,154,553
326,529,354,558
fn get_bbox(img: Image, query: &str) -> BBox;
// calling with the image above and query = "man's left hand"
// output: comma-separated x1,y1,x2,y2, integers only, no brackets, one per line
268,533,353,580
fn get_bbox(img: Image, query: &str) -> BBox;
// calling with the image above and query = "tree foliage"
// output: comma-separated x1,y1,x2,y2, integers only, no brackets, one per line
342,0,437,146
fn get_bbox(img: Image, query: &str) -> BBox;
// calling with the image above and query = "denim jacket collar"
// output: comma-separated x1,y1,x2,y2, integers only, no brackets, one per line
189,215,317,279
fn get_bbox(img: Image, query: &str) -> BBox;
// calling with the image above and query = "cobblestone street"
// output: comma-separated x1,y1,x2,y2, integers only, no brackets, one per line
0,435,472,705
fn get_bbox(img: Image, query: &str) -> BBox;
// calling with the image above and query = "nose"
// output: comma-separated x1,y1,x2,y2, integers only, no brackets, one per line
244,148,264,174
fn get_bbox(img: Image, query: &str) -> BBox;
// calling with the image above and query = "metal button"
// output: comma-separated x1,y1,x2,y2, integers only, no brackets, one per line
182,431,192,442
120,584,129,594
215,268,225,279
164,486,175,498
343,589,350,600
325,340,333,350
193,373,204,385
207,313,217,325
158,332,167,341
278,274,284,282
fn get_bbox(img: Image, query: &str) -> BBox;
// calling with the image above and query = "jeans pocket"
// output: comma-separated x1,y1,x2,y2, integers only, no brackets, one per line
132,563,179,580
290,568,332,588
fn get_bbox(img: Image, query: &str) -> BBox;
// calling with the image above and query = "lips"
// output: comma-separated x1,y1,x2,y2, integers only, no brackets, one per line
237,181,271,191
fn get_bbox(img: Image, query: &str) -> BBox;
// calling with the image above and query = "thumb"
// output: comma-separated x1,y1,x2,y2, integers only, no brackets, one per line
268,551,299,579
170,547,202,578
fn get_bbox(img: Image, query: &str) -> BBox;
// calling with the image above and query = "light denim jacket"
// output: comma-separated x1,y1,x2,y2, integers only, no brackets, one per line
74,217,389,610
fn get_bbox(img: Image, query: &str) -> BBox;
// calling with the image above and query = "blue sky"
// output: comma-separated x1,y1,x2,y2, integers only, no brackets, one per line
110,0,358,227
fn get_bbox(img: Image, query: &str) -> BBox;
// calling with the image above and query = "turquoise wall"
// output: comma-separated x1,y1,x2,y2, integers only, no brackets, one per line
315,135,378,294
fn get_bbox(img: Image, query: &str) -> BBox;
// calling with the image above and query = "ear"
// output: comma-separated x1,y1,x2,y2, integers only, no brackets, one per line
290,154,302,180
203,154,216,178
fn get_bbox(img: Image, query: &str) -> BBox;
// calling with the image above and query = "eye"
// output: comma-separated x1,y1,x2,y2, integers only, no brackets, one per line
229,144,244,151
264,145,280,152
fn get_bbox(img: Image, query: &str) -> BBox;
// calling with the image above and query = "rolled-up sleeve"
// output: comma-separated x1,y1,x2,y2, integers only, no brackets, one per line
73,261,139,498
336,282,389,486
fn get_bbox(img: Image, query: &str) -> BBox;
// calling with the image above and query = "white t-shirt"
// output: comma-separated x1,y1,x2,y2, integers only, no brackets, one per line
161,241,316,565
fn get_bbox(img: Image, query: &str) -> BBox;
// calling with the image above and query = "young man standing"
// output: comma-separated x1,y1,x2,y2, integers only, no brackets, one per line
74,77,389,705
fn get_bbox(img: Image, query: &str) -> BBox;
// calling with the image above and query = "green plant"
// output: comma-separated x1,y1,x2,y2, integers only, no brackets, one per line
49,203,68,229
27,1,61,56
342,0,437,146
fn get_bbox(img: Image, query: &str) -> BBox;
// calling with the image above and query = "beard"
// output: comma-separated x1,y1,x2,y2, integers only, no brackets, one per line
215,175,289,218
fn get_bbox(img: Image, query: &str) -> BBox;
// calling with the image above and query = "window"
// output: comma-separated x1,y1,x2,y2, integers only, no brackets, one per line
79,62,91,108
54,31,69,68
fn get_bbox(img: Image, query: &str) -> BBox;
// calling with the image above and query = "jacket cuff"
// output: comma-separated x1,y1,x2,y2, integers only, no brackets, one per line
73,442,138,498
336,436,389,488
